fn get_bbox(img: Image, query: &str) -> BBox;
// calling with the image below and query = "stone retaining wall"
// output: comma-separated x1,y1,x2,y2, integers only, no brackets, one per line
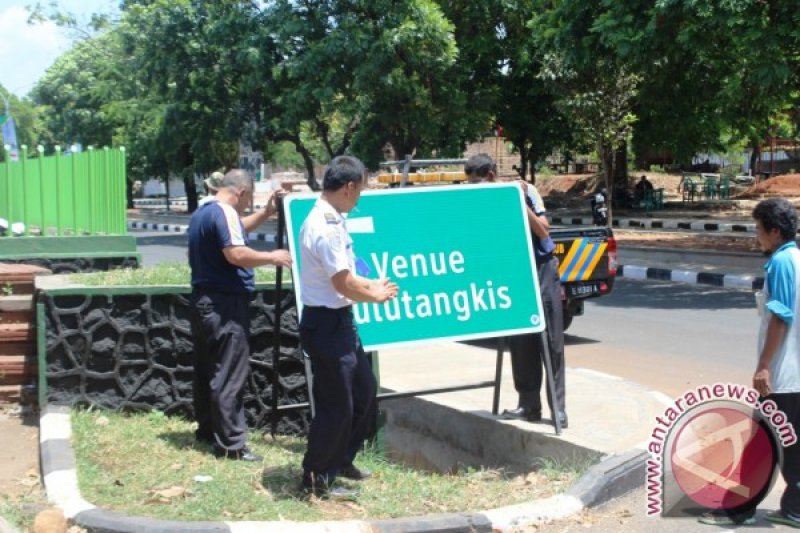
40,285,310,435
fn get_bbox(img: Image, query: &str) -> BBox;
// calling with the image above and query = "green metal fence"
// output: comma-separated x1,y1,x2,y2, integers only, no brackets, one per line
0,145,127,236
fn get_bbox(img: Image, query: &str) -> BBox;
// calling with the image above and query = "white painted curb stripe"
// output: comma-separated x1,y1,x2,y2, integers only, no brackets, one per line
724,274,756,289
43,469,96,518
40,411,72,442
621,265,648,279
670,270,698,284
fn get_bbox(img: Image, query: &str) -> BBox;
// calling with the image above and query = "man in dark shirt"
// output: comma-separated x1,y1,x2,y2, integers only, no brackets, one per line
464,154,567,429
188,169,292,460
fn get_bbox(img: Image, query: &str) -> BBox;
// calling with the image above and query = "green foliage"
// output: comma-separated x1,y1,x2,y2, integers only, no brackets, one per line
0,85,50,161
24,0,800,185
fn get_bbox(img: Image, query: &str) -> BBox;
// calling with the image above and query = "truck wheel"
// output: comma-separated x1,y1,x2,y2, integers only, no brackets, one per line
562,309,574,332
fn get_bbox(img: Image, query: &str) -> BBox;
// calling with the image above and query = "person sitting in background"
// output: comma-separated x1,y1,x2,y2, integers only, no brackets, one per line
636,176,653,202
634,175,654,203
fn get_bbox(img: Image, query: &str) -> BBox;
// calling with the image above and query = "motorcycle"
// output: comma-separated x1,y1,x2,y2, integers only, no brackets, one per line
591,191,608,226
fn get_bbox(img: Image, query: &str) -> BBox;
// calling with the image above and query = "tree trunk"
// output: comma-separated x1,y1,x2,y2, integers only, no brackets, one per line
750,140,761,178
516,141,529,182
600,141,614,225
292,136,318,191
126,179,134,209
184,172,198,213
165,176,171,213
613,142,628,191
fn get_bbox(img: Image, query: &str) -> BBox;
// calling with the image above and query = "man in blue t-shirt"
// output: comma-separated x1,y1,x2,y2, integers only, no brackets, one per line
188,169,292,461
701,197,800,527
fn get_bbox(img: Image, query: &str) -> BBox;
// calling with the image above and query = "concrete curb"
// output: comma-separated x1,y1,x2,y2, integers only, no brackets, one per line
618,264,764,290
127,221,276,243
130,216,758,238
39,402,650,532
551,216,756,233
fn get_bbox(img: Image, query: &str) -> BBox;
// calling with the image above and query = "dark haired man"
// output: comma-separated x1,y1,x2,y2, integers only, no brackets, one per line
298,155,399,498
463,154,567,429
188,169,292,461
700,197,800,527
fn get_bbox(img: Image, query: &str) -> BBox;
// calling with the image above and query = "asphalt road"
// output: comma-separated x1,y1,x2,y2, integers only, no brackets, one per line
565,278,757,397
134,230,277,267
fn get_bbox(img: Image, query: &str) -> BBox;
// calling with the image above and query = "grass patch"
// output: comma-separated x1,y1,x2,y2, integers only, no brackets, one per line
72,409,588,522
71,262,289,287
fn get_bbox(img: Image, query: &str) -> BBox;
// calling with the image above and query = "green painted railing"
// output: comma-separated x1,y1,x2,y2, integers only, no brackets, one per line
0,145,127,236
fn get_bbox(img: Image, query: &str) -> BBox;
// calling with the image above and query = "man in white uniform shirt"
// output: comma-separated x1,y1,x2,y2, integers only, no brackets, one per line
298,155,398,499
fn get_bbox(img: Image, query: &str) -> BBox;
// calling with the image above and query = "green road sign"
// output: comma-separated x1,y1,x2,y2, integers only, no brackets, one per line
284,183,544,350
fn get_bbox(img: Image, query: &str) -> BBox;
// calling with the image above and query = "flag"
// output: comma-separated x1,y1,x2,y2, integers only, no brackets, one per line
2,117,17,149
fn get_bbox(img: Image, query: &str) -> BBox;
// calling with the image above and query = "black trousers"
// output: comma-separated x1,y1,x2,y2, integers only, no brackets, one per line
508,255,566,417
771,392,800,518
300,306,377,486
189,289,251,451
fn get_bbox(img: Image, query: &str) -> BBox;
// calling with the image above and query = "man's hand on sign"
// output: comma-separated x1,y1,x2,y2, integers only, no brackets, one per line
264,189,287,218
374,278,399,303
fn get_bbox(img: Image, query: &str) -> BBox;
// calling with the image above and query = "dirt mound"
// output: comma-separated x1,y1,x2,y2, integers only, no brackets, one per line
740,174,800,198
535,172,685,208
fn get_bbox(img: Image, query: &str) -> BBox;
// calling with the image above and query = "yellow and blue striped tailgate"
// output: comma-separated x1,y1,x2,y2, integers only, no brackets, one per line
558,238,608,282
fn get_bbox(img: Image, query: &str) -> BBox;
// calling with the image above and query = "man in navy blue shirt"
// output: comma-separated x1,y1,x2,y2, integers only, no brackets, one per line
188,169,292,461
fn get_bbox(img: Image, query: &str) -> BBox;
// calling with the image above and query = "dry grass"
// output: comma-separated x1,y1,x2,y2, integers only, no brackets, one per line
71,409,590,523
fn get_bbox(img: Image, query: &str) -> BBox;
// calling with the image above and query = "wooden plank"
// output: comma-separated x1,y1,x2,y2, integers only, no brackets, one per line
0,355,37,386
0,323,34,343
0,294,34,313
0,342,34,357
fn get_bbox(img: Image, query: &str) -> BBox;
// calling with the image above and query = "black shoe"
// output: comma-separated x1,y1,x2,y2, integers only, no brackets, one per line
301,482,359,500
339,463,372,481
555,414,568,429
212,445,263,462
501,407,542,422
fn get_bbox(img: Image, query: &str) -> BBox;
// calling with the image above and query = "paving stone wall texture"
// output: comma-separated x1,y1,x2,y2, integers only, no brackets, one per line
42,287,310,435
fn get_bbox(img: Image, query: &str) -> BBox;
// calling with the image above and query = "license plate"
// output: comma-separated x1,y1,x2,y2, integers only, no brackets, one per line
567,283,599,297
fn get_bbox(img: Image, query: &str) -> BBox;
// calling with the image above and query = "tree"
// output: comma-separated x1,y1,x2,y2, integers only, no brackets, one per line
0,86,48,161
31,29,167,207
263,0,475,175
531,0,640,221
593,0,800,169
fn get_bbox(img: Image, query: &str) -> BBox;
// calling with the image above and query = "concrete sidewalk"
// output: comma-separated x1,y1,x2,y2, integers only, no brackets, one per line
378,339,669,459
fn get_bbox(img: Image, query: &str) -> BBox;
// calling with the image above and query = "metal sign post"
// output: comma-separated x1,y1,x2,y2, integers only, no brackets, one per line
540,331,562,435
269,198,286,438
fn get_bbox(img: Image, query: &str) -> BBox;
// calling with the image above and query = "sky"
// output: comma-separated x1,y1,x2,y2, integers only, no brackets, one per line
0,0,119,99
